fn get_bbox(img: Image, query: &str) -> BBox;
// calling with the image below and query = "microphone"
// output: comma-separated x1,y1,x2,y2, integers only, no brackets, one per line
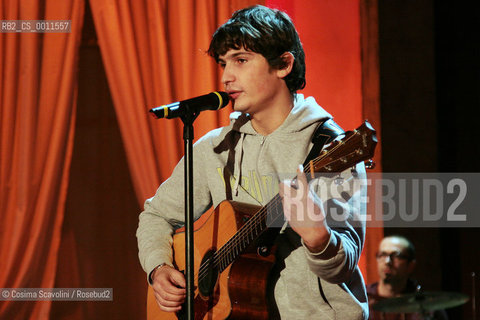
149,91,230,119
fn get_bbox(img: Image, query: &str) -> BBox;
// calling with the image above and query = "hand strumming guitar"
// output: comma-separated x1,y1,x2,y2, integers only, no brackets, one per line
279,164,331,253
151,264,186,313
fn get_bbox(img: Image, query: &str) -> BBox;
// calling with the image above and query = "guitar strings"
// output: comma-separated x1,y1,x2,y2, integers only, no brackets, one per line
196,132,362,282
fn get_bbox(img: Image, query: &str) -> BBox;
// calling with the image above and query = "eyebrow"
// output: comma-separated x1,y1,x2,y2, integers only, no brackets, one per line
218,51,254,63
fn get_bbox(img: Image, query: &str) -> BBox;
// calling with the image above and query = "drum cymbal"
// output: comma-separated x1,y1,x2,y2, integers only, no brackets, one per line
372,291,469,313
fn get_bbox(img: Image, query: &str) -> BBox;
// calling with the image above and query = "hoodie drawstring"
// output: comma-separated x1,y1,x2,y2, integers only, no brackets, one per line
232,132,245,196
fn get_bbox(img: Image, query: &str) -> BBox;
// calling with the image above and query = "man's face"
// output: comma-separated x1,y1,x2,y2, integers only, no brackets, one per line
376,237,415,283
218,48,288,116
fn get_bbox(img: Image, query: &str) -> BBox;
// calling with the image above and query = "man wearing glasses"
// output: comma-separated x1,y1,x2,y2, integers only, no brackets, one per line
367,235,448,319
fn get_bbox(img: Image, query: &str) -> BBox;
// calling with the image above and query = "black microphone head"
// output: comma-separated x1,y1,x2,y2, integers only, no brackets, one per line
149,91,230,119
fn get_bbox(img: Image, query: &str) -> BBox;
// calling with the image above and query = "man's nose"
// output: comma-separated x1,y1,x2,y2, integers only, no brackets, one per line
221,64,234,85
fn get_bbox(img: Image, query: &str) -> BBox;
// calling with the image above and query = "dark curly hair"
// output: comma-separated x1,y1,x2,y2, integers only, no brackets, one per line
208,5,306,94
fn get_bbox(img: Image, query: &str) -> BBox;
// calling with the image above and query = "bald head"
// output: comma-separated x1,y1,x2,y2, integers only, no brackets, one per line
381,235,415,261
376,236,416,285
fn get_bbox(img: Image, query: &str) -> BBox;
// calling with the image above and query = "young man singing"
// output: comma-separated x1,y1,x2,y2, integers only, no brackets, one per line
137,5,368,319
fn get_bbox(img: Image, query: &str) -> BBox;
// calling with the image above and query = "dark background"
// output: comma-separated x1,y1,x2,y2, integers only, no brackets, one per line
379,1,479,319
54,1,479,319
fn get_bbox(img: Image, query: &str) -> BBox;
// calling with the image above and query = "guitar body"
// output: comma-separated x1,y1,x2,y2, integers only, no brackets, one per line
147,200,276,320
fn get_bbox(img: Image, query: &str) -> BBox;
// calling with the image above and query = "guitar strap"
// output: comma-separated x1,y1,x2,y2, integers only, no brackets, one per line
302,118,344,167
256,118,344,253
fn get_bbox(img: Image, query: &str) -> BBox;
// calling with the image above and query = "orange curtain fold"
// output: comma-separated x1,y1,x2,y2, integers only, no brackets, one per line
359,0,384,284
0,0,85,319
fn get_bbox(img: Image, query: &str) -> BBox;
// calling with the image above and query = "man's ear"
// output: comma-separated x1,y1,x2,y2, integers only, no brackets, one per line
276,52,295,79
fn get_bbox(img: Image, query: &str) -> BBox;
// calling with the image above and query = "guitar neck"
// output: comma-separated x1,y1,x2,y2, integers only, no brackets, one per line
213,165,316,273
214,194,283,273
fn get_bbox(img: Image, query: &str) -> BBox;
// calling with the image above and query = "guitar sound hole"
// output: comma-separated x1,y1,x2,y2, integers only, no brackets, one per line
198,249,218,297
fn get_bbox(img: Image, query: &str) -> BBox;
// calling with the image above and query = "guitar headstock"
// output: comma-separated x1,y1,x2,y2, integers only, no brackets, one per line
309,121,377,175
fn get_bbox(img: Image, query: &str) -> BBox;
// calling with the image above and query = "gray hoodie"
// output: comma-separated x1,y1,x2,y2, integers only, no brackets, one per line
137,94,368,319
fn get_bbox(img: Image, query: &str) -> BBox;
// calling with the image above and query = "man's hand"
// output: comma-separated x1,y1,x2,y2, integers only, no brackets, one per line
151,264,186,313
279,164,331,253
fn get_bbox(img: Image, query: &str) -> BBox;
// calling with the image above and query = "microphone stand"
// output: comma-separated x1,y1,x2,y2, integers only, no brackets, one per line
181,110,198,320
150,93,228,319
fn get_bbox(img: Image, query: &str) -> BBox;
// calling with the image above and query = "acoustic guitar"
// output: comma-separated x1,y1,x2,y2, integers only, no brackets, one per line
147,121,377,320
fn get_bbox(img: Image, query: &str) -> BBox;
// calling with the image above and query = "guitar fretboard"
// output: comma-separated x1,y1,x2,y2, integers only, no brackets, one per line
214,193,285,273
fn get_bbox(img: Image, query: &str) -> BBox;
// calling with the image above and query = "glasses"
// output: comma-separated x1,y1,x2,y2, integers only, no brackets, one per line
376,251,410,262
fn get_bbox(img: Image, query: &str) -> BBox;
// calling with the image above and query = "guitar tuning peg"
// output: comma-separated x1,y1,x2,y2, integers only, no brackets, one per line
351,167,358,177
365,159,375,169
334,176,344,185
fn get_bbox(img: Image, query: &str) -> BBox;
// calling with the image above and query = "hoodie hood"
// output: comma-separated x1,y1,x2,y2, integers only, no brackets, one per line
229,94,332,135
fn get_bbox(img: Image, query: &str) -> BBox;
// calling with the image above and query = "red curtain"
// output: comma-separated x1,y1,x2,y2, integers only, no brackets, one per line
0,0,85,319
359,0,384,284
89,0,382,292
0,1,382,319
